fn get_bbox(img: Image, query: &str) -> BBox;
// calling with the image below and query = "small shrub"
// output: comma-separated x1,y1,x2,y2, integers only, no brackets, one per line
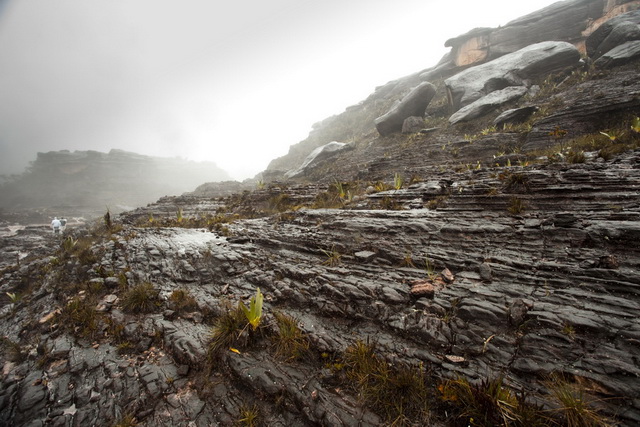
121,282,160,314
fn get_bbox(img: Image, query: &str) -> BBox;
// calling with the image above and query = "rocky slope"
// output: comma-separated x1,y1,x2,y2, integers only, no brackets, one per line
2,0,640,426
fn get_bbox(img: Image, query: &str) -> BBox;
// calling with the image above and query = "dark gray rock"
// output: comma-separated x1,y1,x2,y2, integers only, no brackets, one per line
593,21,640,59
445,41,580,111
401,116,425,133
449,86,528,124
586,9,640,58
493,106,539,128
594,40,640,68
374,82,436,136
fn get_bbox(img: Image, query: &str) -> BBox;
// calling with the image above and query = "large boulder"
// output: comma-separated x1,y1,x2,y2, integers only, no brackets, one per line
586,9,640,58
449,86,529,125
445,41,581,112
374,82,436,136
594,40,640,67
284,141,351,178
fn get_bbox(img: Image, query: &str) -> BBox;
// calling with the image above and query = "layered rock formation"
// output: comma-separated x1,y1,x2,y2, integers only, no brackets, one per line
2,0,640,426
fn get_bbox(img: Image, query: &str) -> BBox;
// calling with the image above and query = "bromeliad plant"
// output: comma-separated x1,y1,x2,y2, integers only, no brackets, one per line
240,287,263,330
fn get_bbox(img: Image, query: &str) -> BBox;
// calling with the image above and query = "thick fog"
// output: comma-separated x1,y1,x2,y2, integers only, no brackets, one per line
0,0,559,181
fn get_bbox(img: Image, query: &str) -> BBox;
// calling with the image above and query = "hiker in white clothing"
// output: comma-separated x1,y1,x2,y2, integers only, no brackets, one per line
51,217,62,234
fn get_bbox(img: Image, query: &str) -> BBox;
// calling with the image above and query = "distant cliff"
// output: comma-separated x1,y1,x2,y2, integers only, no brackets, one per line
0,149,229,213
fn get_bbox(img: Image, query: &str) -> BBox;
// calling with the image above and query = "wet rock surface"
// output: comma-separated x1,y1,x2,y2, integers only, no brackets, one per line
2,149,640,425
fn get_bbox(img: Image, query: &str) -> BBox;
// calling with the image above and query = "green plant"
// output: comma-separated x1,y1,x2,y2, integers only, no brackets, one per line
121,282,160,314
239,288,263,331
256,179,265,190
424,258,438,281
176,208,184,224
481,125,497,135
321,246,342,267
400,253,416,268
334,180,347,200
271,311,309,361
562,322,576,337
546,374,610,427
394,173,404,190
631,116,640,133
5,292,20,304
62,236,78,253
426,195,449,209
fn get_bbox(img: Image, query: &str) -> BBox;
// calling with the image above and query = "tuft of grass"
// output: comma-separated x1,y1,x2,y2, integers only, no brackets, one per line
502,172,531,193
321,246,342,267
566,150,586,164
508,197,526,216
546,374,611,427
168,288,198,313
425,195,449,210
58,297,99,338
112,414,137,427
271,312,310,362
208,303,248,357
343,340,430,425
237,403,260,427
439,376,549,427
121,282,160,314
0,336,25,363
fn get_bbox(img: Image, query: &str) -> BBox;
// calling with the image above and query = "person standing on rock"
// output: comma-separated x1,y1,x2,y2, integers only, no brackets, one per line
51,217,62,235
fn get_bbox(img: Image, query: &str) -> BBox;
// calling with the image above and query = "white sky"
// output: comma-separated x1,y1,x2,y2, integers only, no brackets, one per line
0,0,561,180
